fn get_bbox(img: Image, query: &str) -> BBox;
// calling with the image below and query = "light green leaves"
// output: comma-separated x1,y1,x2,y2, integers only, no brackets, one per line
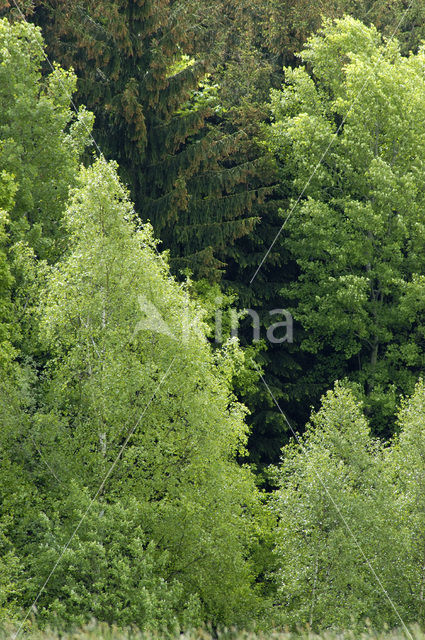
0,18,93,263
274,383,410,630
268,17,425,426
33,158,262,628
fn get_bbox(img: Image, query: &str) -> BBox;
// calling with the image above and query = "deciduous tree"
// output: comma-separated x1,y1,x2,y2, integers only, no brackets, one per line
268,17,425,432
27,158,264,628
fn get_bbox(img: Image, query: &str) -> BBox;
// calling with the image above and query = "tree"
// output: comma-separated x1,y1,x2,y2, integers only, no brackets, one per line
233,0,425,71
150,0,425,462
0,170,16,368
387,379,425,622
22,158,264,628
0,16,93,376
0,173,24,623
0,17,93,263
273,383,406,630
268,17,425,433
16,0,275,280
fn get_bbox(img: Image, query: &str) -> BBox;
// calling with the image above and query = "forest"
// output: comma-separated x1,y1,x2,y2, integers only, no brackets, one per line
2,0,425,638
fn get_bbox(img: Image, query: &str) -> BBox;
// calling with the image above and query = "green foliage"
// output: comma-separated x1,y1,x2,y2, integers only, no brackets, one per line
273,383,405,630
26,0,268,280
268,17,425,433
0,18,270,632
170,0,425,463
0,16,93,373
0,170,15,368
273,378,425,631
0,17,93,263
7,5,425,635
387,379,425,622
27,490,203,630
0,520,21,621
22,159,264,629
0,360,38,623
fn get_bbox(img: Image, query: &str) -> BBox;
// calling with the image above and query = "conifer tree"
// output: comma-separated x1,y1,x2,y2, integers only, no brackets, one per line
26,0,273,278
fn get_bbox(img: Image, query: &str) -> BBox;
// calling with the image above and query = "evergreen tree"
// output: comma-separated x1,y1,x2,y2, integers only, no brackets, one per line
185,0,425,73
21,0,274,279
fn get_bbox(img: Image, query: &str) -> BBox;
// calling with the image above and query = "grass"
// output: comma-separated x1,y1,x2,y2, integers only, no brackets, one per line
0,622,422,640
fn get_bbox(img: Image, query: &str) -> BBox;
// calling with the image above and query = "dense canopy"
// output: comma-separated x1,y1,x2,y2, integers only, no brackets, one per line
2,4,425,636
